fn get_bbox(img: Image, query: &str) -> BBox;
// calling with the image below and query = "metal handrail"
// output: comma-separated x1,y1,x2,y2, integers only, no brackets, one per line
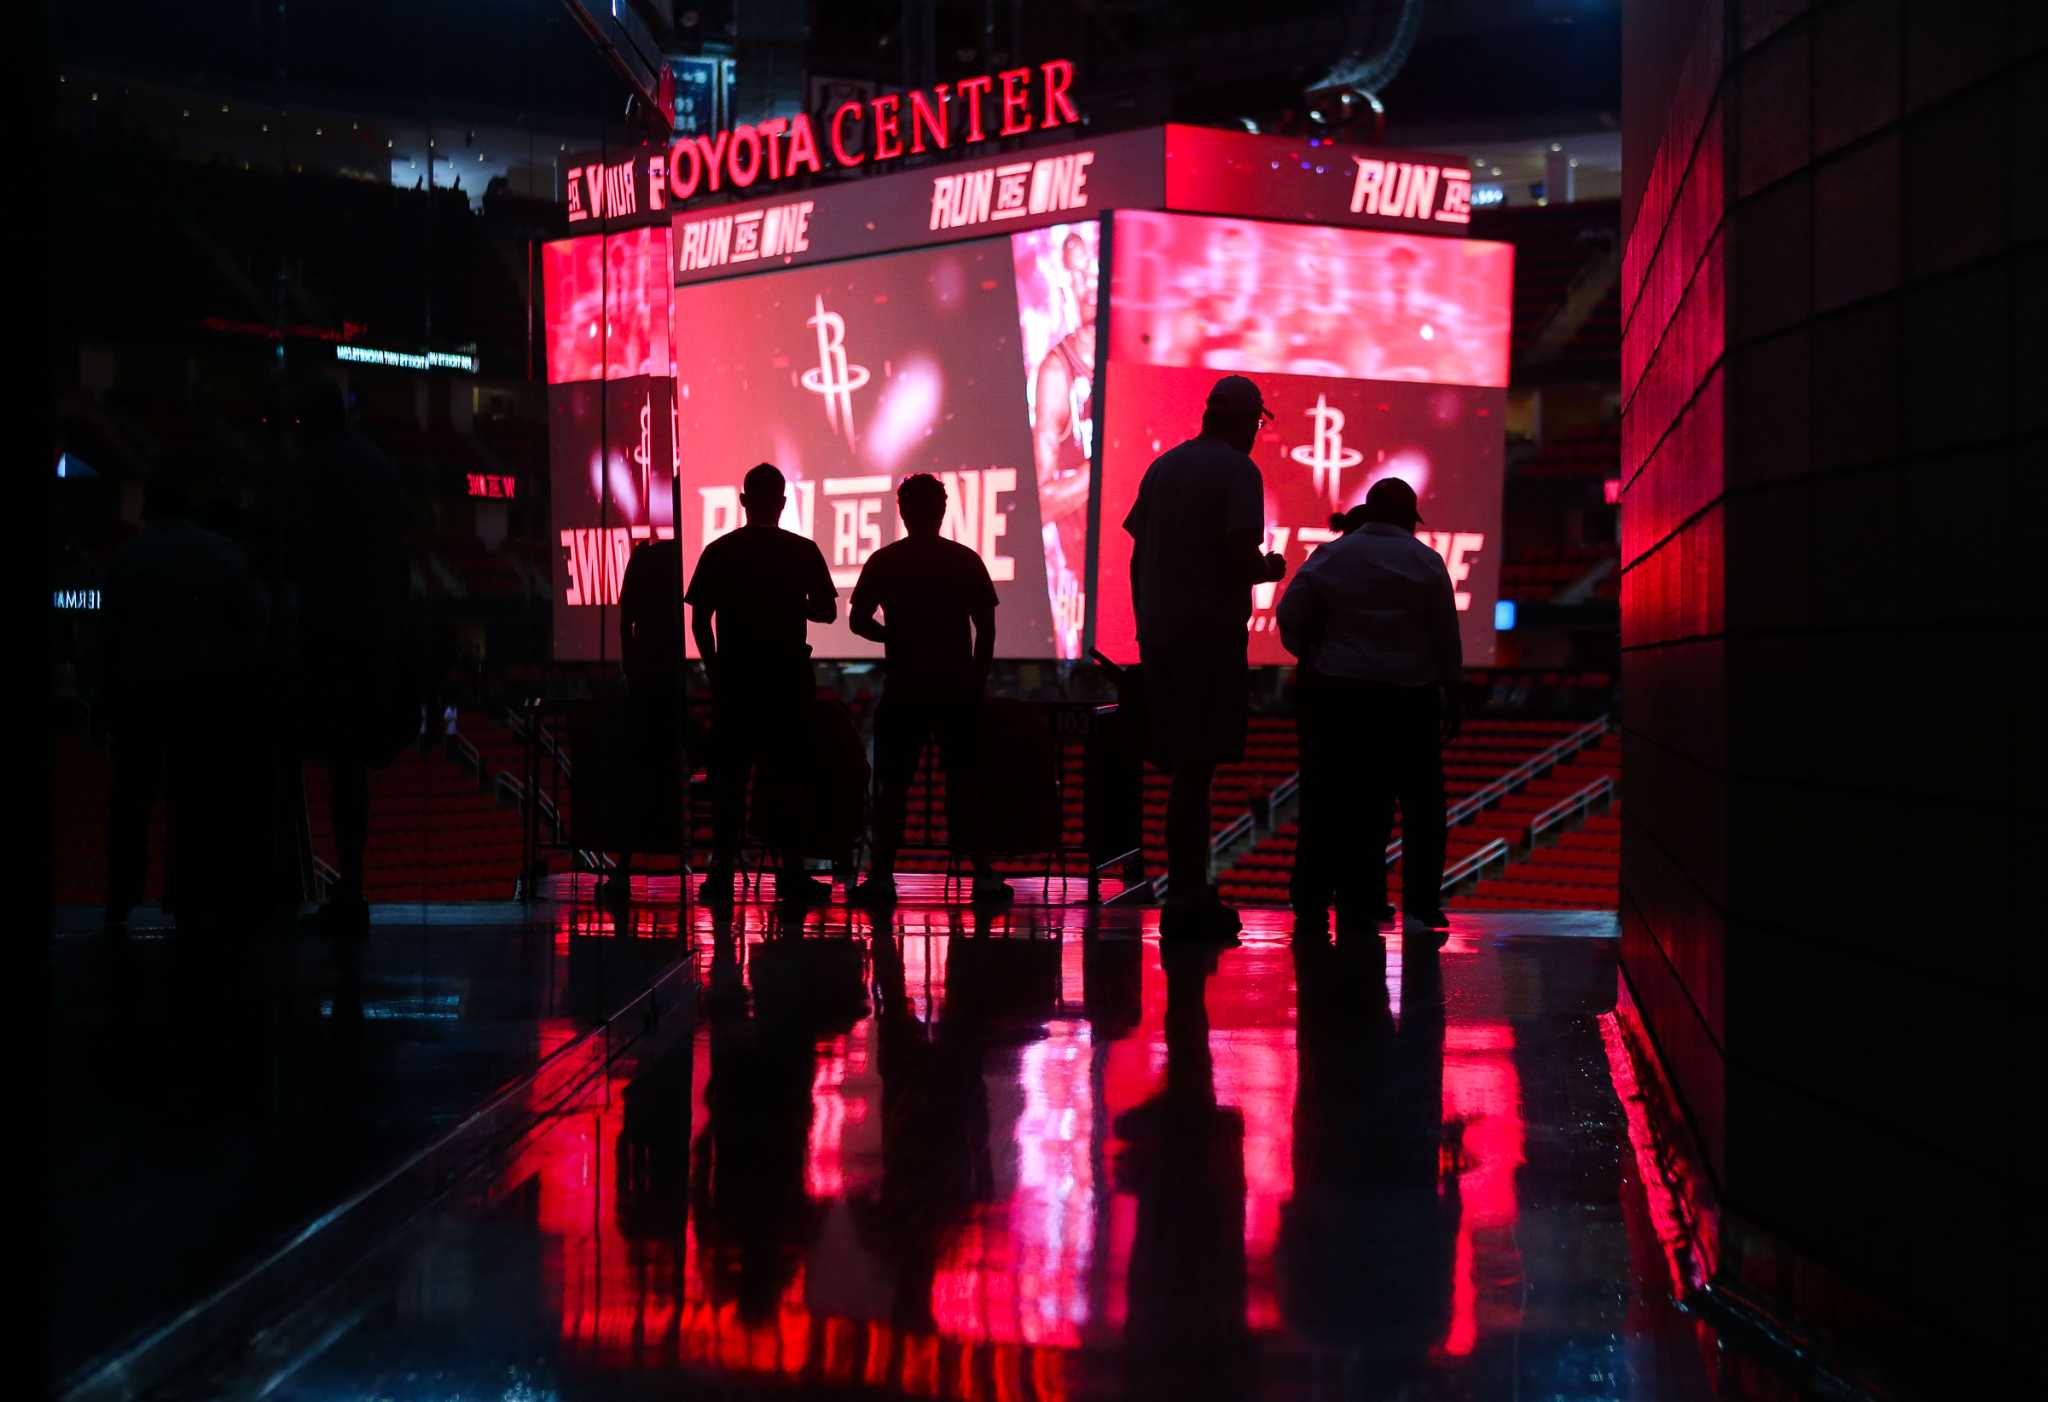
1529,776,1613,844
1439,837,1510,891
494,771,563,842
1444,713,1610,825
507,705,572,779
447,731,484,785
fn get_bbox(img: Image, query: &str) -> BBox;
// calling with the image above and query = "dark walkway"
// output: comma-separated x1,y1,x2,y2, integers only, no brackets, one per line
47,901,687,1387
90,898,1742,1400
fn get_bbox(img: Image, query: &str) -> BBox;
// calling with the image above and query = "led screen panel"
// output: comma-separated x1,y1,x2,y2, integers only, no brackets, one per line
1097,210,1512,667
541,225,673,384
673,222,1101,659
544,226,677,660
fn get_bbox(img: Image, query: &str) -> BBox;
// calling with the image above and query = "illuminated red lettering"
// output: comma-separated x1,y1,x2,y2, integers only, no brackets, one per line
829,101,866,167
668,138,701,199
1041,59,1078,127
870,93,904,159
1403,164,1438,219
997,67,1032,136
909,86,949,153
646,153,665,210
729,124,764,186
757,117,789,181
693,129,731,191
582,164,606,218
785,113,822,175
956,75,993,142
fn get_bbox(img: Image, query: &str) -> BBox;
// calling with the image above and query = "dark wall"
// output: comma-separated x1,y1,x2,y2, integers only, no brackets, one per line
1619,0,2044,1391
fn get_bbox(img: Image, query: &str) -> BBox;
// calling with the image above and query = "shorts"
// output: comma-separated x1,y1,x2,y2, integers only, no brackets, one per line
1140,639,1248,771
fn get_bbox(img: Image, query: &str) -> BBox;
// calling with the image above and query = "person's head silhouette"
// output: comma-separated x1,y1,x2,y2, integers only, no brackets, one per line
895,472,946,536
1358,476,1424,529
741,462,786,526
1201,374,1270,455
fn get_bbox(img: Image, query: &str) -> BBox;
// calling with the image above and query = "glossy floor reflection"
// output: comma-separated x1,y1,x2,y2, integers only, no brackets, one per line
260,902,1723,1401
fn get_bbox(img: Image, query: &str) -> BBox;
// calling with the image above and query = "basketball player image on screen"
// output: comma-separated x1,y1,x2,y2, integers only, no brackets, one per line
1018,225,1100,659
1360,242,1478,383
1282,227,1369,379
1178,219,1281,370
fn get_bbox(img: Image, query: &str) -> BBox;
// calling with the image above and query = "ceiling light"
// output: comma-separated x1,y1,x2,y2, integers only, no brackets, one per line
1490,166,1501,176
1569,158,1581,168
1550,143,1562,152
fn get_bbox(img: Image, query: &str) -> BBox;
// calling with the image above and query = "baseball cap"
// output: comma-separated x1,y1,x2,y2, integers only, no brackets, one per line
1206,374,1270,422
1363,476,1424,526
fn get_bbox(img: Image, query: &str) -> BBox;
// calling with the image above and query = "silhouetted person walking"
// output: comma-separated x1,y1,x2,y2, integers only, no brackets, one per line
686,463,837,905
1277,477,1462,935
847,473,1008,908
604,534,684,912
100,463,268,931
1123,375,1285,939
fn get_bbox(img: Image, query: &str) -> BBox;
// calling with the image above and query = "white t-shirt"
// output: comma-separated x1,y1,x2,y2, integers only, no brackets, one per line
1276,522,1462,686
1122,435,1265,651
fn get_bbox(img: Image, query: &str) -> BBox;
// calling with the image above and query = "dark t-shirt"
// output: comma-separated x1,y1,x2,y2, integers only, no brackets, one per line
684,525,835,667
1122,435,1264,651
850,533,998,698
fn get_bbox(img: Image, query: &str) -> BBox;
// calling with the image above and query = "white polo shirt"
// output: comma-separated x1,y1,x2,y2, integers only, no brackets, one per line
1275,522,1463,686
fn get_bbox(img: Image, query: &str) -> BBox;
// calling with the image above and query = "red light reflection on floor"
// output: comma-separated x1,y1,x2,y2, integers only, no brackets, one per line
512,927,1533,1394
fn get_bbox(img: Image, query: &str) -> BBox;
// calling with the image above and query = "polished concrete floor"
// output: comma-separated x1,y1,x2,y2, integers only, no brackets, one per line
99,893,1751,1401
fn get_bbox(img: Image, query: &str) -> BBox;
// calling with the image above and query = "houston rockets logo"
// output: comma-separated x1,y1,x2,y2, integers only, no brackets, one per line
633,394,653,502
1288,393,1364,504
800,295,871,447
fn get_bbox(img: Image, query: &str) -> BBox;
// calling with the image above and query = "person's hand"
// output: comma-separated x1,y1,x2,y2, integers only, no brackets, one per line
1263,552,1287,582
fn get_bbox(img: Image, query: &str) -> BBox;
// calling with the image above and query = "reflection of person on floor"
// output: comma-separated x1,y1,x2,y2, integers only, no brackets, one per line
1123,375,1287,941
855,934,994,1332
101,459,269,932
615,1035,694,1302
1116,940,1256,1400
686,463,837,907
848,474,1009,909
1279,930,1455,1383
1278,476,1461,937
690,952,825,1324
291,379,413,936
602,535,685,913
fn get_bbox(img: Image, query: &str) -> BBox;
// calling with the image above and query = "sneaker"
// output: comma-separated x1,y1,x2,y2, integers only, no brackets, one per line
778,873,834,906
850,874,898,908
697,867,735,906
1402,908,1451,944
970,876,1014,908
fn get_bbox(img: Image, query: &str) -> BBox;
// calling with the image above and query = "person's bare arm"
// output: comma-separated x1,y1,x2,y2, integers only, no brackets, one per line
691,607,718,676
971,598,996,690
849,596,886,643
1033,356,1070,488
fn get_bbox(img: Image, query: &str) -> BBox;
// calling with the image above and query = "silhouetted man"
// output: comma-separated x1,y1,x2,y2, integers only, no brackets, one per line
603,534,684,912
101,462,268,931
291,379,411,935
686,463,837,905
1277,476,1462,935
1123,374,1285,939
847,473,1008,908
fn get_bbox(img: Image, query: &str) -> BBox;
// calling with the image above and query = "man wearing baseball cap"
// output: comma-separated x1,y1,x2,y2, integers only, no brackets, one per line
1276,475,1463,938
1123,374,1288,940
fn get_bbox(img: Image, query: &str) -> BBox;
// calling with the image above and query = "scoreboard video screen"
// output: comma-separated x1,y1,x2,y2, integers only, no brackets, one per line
670,222,1102,659
541,123,1517,667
